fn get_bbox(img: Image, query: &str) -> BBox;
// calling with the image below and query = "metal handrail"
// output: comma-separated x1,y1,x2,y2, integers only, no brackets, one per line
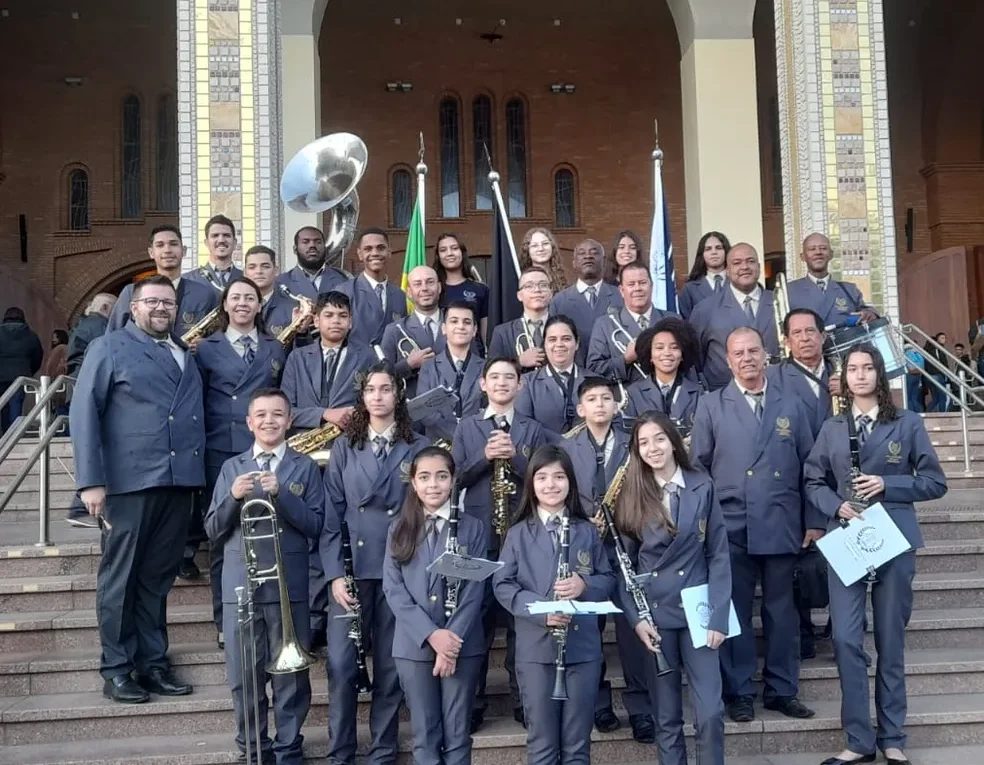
0,375,74,466
892,326,984,413
901,323,984,388
0,375,38,412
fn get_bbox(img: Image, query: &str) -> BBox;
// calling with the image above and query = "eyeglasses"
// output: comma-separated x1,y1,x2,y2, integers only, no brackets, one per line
520,282,552,293
134,297,178,310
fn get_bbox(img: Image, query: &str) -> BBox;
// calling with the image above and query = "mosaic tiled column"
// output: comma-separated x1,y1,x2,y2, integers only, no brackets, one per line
177,0,283,270
774,0,899,319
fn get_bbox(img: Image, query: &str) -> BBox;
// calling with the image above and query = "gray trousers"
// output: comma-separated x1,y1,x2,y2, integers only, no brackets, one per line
222,601,312,765
647,627,725,765
326,579,402,765
395,656,482,765
516,659,602,765
97,487,193,679
595,612,653,717
830,551,916,755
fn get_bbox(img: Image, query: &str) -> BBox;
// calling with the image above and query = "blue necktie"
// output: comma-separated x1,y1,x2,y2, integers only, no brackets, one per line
241,336,254,365
743,295,755,321
256,451,272,473
375,283,385,309
856,414,871,447
665,483,680,525
374,435,388,462
545,515,560,552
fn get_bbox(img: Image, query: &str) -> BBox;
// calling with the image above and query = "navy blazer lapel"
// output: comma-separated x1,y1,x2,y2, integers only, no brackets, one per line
528,519,556,596
354,440,380,486
371,439,411,496
301,345,323,400
275,448,303,490
619,308,641,339
723,383,760,451
755,290,774,334
606,434,629,481
656,478,700,565
426,522,451,594
597,283,620,316
127,323,182,385
676,378,700,421
755,383,784,457
861,415,896,461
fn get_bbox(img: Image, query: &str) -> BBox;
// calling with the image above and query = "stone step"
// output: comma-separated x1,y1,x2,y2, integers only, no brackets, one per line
930,431,984,447
1,439,73,462
939,474,984,490
921,413,984,430
917,511,984,541
0,573,212,612
0,474,79,493
0,544,210,579
1,685,983,754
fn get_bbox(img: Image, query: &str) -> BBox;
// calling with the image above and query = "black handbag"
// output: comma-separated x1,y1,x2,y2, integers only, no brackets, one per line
793,544,829,610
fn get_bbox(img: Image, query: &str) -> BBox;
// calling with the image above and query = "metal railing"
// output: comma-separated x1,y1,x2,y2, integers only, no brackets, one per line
0,375,75,546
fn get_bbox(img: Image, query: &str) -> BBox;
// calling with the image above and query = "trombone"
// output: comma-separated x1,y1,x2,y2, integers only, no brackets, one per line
236,494,318,765
606,308,647,379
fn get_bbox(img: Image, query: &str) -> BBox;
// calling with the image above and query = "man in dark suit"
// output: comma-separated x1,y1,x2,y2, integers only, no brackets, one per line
70,275,206,703
184,214,243,291
785,233,878,327
338,227,408,347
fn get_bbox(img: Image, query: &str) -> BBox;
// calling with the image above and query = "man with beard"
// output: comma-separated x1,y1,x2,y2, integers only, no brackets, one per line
380,265,444,398
185,215,243,291
277,226,352,302
786,233,878,327
548,239,623,368
108,226,219,340
339,228,409,346
70,275,205,703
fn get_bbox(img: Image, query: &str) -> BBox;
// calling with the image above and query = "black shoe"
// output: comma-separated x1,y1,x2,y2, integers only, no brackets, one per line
819,755,876,765
629,714,655,744
800,640,817,660
103,675,150,704
236,751,276,764
594,708,620,733
309,629,327,652
727,696,755,722
513,706,526,728
177,558,200,580
136,667,193,696
765,696,815,719
470,709,484,734
883,756,910,765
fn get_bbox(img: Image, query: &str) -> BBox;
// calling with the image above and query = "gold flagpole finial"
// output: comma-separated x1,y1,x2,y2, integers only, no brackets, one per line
652,117,663,162
416,132,427,175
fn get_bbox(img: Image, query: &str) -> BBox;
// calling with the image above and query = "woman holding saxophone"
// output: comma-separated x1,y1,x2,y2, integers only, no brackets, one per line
615,412,731,765
383,447,488,765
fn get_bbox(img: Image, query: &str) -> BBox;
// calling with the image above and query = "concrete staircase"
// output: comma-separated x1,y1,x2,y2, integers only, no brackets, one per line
0,414,983,764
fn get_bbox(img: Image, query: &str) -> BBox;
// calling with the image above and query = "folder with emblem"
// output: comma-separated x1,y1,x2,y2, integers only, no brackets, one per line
815,503,911,586
680,584,741,649
426,551,503,582
408,385,460,422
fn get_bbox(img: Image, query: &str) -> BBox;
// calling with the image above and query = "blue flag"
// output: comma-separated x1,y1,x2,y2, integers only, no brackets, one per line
649,160,677,313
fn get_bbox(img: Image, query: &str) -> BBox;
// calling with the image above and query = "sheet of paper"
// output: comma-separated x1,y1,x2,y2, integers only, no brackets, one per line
408,385,460,422
426,552,503,582
815,503,912,586
680,584,741,649
527,600,622,615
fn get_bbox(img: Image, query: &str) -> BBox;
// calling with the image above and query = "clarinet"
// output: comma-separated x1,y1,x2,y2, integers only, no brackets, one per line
443,483,462,619
599,501,673,677
550,509,571,701
339,520,372,693
844,411,878,584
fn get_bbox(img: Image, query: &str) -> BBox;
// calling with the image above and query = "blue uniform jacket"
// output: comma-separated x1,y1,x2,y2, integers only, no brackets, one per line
338,276,408,346
515,366,587,441
414,352,485,442
786,276,876,328
586,306,677,384
624,375,702,426
280,340,376,428
380,314,448,398
548,284,624,367
107,277,219,339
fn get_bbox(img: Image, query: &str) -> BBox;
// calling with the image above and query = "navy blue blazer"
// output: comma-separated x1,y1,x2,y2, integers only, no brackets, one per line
184,263,244,292
677,278,719,320
280,340,376,428
382,513,489,661
624,375,702,426
786,276,876,328
276,265,351,303
689,287,780,391
487,317,545,371
320,434,432,582
107,278,219,338
767,361,832,439
586,306,678,384
338,275,409,346
616,469,732,633
70,323,205,494
494,516,615,664
380,313,448,398
559,427,630,512
515,366,587,441
260,292,297,340
195,331,286,454
689,380,823,555
451,414,550,543
548,284,624,367
804,410,947,549
205,447,324,603
415,352,485,442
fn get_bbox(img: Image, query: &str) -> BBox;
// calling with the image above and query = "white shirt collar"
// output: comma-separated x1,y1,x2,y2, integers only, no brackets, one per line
225,326,258,345
552,365,575,378
252,441,287,463
655,467,686,492
705,272,725,288
300,264,325,279
735,378,768,397
536,506,565,527
523,312,547,324
369,422,397,443
852,404,879,421
808,273,830,286
627,305,654,324
155,334,182,351
415,309,440,326
576,279,600,294
424,500,452,523
483,407,515,427
321,341,344,357
363,272,387,289
170,276,182,289
731,284,762,306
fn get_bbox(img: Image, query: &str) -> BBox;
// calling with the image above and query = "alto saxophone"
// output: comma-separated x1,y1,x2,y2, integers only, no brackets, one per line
181,306,222,345
490,458,516,539
275,284,315,347
593,456,630,533
286,422,342,466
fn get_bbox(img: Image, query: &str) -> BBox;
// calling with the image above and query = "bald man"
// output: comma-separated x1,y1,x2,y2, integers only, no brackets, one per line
785,233,878,327
380,265,445,398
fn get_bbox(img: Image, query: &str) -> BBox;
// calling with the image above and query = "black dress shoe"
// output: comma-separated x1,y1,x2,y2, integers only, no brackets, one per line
800,640,817,660
727,696,755,722
513,706,527,728
177,558,200,580
136,667,193,696
819,754,876,765
103,675,150,704
470,709,484,734
765,696,815,719
594,707,621,733
309,629,327,652
629,714,655,744
883,757,910,765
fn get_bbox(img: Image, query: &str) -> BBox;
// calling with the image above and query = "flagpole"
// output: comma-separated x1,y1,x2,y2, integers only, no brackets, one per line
485,147,521,277
416,132,427,240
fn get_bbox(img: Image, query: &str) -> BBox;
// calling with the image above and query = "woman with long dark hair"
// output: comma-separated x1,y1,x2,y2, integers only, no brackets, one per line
432,232,489,347
320,362,431,765
625,317,702,428
493,444,614,765
805,343,947,765
615,411,731,765
520,226,569,292
604,229,648,284
678,231,731,319
383,446,488,765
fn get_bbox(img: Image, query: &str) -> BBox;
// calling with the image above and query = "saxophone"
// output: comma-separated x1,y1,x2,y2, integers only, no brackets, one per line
593,456,630,532
490,458,516,539
275,284,315,347
286,422,342,466
181,307,222,345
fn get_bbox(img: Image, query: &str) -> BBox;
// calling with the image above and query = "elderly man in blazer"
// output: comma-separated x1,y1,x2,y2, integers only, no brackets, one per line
71,274,206,704
786,233,878,328
690,326,823,724
338,228,408,346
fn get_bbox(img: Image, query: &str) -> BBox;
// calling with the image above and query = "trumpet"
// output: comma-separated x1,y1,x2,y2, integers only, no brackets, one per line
287,422,342,466
275,284,315,347
772,272,791,364
396,324,421,359
606,308,647,379
515,317,537,357
181,306,222,345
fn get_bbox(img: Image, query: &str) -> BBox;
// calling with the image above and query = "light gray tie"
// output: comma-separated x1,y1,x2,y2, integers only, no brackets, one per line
665,482,680,525
637,314,649,331
375,283,385,309
545,515,560,552
374,435,388,462
817,279,827,293
713,274,723,292
746,391,764,422
743,295,755,321
241,335,254,365
425,516,440,559
531,320,544,347
585,285,597,307
255,451,273,473
425,318,436,341
660,383,672,399
856,414,871,447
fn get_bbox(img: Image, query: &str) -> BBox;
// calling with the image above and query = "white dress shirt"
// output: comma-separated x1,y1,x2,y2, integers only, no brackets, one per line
252,441,288,473
628,306,655,327
157,335,186,372
537,506,565,529
225,327,259,359
363,272,388,312
483,407,515,427
415,310,441,341
369,422,397,445
735,378,768,414
705,272,726,291
655,466,686,492
808,273,831,291
424,500,452,536
731,284,762,317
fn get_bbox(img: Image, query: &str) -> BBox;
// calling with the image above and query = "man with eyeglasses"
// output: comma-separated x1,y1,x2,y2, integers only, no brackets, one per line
70,274,206,705
108,225,219,339
487,267,553,371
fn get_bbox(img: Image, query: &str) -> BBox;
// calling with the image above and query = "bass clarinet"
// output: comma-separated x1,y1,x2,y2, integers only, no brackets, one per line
598,464,674,677
550,509,571,700
339,520,372,693
443,483,462,619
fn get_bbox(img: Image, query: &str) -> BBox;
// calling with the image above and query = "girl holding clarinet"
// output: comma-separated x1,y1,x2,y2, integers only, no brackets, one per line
493,444,614,765
612,411,731,765
382,446,488,765
805,343,946,765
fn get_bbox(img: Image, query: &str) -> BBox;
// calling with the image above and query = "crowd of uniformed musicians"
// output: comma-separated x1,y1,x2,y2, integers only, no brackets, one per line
69,215,948,765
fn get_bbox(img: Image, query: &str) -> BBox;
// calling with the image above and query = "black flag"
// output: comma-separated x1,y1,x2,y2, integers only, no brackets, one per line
488,196,522,344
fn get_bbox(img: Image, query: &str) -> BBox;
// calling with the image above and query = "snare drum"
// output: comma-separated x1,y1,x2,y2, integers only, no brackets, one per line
824,317,907,379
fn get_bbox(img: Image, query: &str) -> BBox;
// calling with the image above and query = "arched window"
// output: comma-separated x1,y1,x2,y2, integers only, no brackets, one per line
68,169,89,231
505,98,528,217
391,168,413,229
121,95,142,218
472,95,493,210
439,97,461,218
156,94,178,212
554,168,577,229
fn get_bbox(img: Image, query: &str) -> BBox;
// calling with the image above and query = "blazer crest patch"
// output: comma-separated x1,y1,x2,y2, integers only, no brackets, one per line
288,482,305,496
576,549,592,575
182,311,196,326
834,296,849,313
392,311,402,322
271,359,282,374
698,518,707,542
775,416,792,437
522,444,532,458
399,460,411,481
886,440,903,464
270,325,284,337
